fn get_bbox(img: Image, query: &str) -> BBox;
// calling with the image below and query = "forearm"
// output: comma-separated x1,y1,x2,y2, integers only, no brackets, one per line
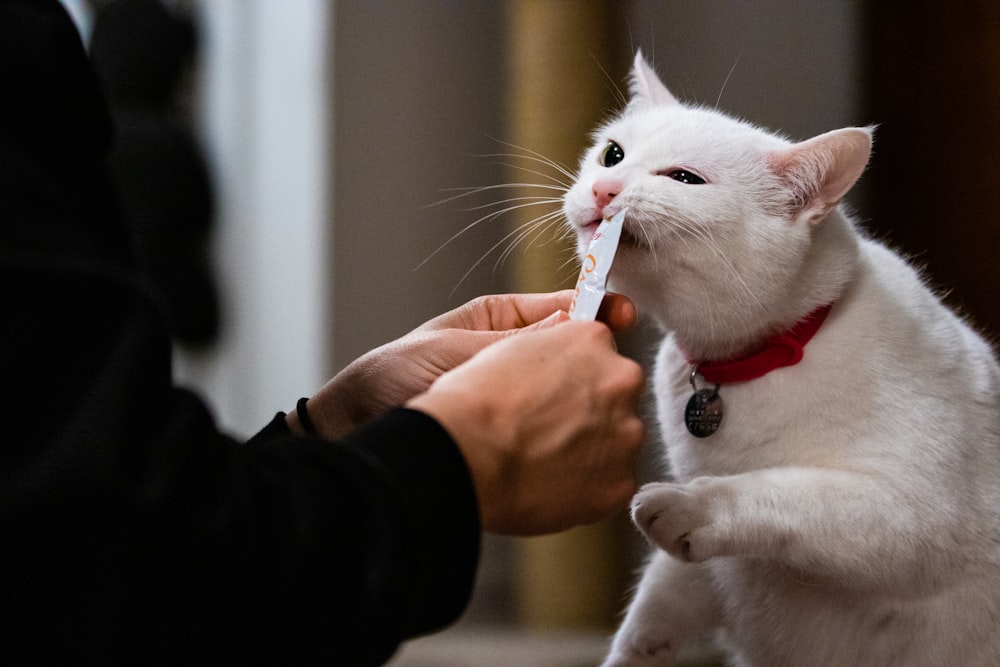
216,409,481,662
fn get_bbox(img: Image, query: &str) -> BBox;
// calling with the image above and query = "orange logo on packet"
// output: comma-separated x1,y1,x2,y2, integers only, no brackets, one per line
570,254,598,312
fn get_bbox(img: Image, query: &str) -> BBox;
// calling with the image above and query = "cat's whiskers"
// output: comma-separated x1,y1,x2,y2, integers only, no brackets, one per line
447,202,568,297
484,157,574,190
421,143,576,295
481,139,579,184
591,53,629,110
555,248,585,278
495,208,570,267
427,182,567,209
417,185,566,271
650,208,769,320
715,56,741,109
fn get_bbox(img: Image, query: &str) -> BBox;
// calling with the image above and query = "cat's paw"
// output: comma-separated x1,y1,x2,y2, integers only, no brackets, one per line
600,628,678,667
631,479,728,562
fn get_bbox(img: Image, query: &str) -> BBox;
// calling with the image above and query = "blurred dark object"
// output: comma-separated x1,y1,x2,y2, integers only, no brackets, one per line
865,1,1000,341
90,0,219,347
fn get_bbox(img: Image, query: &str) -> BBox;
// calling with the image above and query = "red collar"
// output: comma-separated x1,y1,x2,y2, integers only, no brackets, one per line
688,304,833,385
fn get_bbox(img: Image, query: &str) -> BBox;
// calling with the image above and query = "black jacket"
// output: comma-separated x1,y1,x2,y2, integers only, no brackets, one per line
0,2,479,664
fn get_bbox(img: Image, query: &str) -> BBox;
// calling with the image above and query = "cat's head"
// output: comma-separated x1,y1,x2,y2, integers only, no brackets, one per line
563,51,872,357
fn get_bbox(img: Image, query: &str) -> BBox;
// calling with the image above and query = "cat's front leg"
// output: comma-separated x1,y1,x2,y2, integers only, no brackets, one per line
601,552,720,667
631,468,959,591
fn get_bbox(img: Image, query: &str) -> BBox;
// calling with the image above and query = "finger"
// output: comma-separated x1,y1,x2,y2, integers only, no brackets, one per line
426,291,575,332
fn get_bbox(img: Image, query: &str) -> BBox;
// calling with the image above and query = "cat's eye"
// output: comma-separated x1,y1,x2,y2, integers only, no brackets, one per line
665,169,706,185
600,140,625,167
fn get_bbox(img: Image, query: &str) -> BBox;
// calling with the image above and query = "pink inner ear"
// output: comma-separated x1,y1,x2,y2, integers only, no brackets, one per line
766,149,826,216
767,129,872,223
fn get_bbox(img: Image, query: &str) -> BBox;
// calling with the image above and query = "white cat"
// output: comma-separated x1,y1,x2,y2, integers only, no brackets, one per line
562,52,1000,666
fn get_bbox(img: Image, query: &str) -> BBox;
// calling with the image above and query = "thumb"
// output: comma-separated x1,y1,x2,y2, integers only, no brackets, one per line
455,310,567,352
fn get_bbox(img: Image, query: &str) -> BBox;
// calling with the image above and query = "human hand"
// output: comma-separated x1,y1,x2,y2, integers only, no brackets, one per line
289,291,637,439
406,318,646,535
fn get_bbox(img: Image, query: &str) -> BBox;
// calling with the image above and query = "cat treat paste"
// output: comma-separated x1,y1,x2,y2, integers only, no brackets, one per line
569,207,627,321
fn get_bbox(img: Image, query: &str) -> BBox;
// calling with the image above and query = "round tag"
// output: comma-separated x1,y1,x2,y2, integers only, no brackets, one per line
684,388,724,438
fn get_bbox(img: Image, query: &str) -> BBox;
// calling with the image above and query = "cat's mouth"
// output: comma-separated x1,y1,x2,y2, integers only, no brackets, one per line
582,218,646,249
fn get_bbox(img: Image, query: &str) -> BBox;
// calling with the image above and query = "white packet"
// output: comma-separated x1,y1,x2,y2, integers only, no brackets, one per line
569,207,627,321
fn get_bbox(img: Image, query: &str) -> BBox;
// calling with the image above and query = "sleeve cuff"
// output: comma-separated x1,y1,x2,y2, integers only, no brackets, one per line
245,411,292,448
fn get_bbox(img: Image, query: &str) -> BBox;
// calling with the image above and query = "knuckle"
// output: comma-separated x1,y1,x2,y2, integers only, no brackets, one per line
608,359,646,396
474,293,513,324
475,293,501,316
615,418,646,455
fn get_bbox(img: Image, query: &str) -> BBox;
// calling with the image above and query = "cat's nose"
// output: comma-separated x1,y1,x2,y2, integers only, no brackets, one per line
593,178,623,209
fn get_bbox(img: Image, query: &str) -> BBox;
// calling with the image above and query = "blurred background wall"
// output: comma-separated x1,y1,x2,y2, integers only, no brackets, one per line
69,0,997,663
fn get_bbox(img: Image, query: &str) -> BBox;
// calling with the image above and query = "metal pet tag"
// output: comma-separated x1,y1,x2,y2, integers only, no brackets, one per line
684,365,724,438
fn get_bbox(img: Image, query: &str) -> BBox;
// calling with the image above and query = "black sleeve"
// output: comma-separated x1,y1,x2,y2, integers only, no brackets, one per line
0,2,479,665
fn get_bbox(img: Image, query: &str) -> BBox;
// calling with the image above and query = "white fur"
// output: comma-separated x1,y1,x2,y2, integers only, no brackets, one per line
563,52,1000,666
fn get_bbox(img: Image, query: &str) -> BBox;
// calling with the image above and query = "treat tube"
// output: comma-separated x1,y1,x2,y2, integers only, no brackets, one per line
568,207,627,321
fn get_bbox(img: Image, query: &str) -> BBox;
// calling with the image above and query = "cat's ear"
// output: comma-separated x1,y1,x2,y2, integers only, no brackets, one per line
768,127,873,225
629,50,680,108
